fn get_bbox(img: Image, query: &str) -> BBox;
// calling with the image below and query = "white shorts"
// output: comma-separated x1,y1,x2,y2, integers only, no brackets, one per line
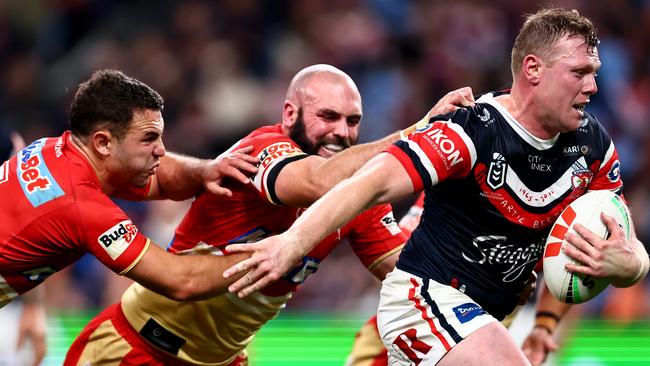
377,268,497,365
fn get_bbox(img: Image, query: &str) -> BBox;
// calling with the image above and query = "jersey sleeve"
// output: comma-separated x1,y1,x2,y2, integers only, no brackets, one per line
77,191,150,275
246,132,309,205
586,117,624,193
346,204,408,270
385,110,478,192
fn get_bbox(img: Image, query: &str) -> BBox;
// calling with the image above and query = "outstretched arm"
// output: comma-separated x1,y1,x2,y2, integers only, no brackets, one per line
17,288,46,366
125,243,250,301
522,283,569,365
146,146,259,200
274,87,475,207
223,152,415,297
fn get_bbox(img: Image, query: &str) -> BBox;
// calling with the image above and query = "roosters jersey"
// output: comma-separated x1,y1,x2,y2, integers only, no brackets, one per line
387,92,623,319
120,123,407,365
0,132,150,308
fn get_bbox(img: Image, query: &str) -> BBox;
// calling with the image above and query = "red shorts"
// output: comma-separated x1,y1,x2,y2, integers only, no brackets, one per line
64,303,247,366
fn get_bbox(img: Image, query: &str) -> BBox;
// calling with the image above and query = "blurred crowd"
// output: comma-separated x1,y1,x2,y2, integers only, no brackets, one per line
2,0,649,317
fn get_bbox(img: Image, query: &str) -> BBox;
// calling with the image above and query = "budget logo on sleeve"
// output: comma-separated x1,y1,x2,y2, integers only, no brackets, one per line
98,220,139,259
452,303,486,324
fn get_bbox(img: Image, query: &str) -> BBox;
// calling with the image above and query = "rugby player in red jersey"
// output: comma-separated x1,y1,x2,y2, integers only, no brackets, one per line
0,69,261,312
64,65,475,365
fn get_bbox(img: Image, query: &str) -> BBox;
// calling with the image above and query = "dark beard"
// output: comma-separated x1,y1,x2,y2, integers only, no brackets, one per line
288,107,319,155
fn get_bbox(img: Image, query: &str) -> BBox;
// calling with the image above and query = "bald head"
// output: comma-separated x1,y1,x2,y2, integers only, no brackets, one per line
285,64,360,105
282,64,363,158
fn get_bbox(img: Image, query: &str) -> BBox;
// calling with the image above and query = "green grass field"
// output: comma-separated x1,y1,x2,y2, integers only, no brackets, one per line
42,311,650,365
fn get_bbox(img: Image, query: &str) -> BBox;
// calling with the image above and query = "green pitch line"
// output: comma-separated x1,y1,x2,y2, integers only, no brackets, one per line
38,312,650,366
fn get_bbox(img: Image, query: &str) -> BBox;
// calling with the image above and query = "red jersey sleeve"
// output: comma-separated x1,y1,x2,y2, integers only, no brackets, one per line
246,132,308,205
588,140,624,192
346,204,408,270
385,119,477,192
77,191,149,274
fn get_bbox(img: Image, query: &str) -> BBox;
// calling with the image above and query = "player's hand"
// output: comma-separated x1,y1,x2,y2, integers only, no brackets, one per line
223,233,303,298
517,270,537,305
17,302,47,366
401,87,475,137
203,145,259,196
563,213,640,285
522,327,558,366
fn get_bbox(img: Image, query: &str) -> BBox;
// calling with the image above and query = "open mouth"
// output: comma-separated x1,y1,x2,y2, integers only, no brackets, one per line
322,144,345,154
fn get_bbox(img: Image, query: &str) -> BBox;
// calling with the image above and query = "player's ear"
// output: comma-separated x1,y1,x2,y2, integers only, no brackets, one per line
90,130,113,157
522,54,543,85
283,101,298,128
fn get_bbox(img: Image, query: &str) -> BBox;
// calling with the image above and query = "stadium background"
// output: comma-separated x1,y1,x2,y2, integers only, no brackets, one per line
1,0,649,365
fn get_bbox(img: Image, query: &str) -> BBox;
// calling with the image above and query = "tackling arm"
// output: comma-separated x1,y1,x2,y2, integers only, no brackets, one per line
125,243,250,301
144,146,259,200
223,152,415,297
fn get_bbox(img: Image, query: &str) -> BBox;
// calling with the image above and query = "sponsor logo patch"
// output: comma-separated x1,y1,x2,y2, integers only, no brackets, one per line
607,160,621,182
453,302,486,324
380,212,402,235
487,153,506,190
97,220,139,260
258,142,303,169
17,139,65,207
284,256,320,284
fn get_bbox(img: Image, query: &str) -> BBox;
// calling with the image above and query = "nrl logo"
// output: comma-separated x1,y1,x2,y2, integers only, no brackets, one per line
487,152,507,190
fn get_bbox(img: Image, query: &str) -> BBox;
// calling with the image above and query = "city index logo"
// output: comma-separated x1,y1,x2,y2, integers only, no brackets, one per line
424,128,463,168
19,141,51,193
258,142,302,169
98,220,139,260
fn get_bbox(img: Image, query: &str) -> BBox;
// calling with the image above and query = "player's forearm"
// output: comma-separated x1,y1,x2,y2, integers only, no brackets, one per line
176,253,250,301
533,284,571,335
154,152,208,200
612,236,649,287
307,132,401,197
288,165,392,259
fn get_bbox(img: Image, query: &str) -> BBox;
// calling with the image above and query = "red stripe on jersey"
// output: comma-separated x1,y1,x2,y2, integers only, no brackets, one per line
550,224,569,241
474,163,578,230
544,242,563,258
386,146,424,192
408,278,452,351
409,122,473,182
589,146,623,192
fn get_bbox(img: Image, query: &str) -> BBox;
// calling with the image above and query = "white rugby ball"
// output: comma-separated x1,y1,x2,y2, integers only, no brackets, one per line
543,190,631,304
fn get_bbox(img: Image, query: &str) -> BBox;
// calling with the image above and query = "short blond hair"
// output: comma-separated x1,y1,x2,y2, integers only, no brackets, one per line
511,8,599,78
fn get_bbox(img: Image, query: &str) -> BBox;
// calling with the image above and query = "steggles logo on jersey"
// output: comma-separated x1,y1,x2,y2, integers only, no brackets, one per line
461,235,543,283
487,153,507,190
97,220,139,260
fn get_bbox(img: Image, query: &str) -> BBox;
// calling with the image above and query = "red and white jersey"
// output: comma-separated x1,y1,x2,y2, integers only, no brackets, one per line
0,132,150,308
120,123,407,365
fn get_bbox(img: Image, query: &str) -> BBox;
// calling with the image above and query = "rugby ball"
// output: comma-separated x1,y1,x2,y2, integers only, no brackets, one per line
543,190,631,303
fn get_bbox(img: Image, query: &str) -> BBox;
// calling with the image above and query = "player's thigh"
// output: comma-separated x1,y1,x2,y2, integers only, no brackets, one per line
377,268,498,365
438,322,530,366
345,315,387,366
